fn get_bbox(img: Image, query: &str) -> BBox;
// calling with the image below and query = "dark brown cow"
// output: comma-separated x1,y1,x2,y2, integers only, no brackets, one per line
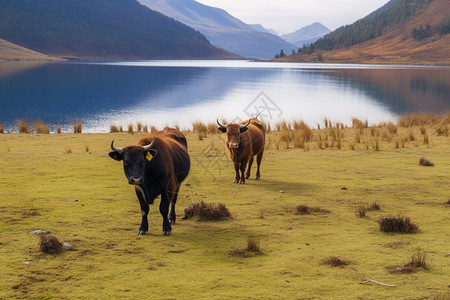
217,118,265,184
109,127,190,236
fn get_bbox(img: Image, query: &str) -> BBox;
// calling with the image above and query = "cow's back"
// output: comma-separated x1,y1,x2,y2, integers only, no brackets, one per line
138,128,190,184
241,119,265,156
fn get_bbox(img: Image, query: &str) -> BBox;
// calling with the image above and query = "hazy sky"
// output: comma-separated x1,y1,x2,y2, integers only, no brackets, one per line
195,0,390,34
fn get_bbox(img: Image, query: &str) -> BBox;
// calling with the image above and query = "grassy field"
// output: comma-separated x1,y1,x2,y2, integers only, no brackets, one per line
0,118,449,299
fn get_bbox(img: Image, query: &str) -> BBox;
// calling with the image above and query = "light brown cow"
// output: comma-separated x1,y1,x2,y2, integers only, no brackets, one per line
217,118,265,184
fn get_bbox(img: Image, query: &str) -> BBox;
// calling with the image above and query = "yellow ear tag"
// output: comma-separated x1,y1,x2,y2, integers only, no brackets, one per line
146,152,153,162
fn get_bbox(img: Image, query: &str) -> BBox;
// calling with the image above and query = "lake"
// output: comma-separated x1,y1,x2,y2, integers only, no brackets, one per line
0,60,449,133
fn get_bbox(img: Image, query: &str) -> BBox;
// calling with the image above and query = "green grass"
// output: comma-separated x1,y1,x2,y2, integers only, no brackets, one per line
0,130,449,299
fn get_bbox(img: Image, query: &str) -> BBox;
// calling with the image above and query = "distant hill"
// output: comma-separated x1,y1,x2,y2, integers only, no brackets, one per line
279,0,450,64
0,0,237,60
0,38,61,61
138,0,297,59
249,24,278,36
281,22,331,48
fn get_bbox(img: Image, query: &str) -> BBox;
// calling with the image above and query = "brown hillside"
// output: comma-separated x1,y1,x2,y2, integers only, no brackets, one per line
280,0,450,65
0,38,63,61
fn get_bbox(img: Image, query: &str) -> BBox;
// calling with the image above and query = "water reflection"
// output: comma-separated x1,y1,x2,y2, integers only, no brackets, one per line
0,61,448,132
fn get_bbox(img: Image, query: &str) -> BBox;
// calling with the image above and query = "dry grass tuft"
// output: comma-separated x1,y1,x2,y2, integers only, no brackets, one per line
322,256,350,267
368,202,381,211
56,125,62,134
378,216,419,234
207,123,218,135
192,121,208,140
17,120,30,133
356,205,367,218
110,124,120,133
0,121,4,133
419,157,434,166
183,201,231,221
35,120,50,134
387,249,428,274
39,234,63,254
229,237,263,258
73,121,82,133
127,123,134,134
295,204,330,215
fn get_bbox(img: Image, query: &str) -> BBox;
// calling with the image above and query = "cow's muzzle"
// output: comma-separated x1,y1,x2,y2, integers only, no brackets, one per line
229,142,239,149
129,177,142,185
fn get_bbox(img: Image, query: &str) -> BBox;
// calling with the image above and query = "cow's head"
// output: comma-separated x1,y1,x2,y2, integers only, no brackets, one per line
217,119,250,149
108,138,155,185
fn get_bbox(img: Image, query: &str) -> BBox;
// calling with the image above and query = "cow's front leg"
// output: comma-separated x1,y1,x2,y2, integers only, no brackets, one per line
239,161,247,184
135,185,149,235
234,163,240,184
160,191,172,236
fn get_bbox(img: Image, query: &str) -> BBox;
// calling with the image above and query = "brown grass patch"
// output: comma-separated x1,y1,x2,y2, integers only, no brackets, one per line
35,120,50,134
39,234,63,254
378,216,419,233
322,256,350,267
73,121,82,133
229,237,263,257
110,124,120,133
356,205,367,218
419,157,434,166
295,204,330,215
17,120,30,133
56,125,62,134
387,249,428,274
368,202,381,211
183,201,231,221
127,123,134,134
0,121,4,133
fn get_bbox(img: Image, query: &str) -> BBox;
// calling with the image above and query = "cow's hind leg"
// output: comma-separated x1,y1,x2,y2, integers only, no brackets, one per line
160,190,172,236
169,184,181,225
245,157,254,179
255,151,263,180
135,185,149,235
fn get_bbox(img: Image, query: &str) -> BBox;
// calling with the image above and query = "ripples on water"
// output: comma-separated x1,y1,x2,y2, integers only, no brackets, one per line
0,60,448,132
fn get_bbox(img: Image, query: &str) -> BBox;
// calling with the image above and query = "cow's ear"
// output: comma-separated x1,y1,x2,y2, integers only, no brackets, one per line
109,151,123,161
240,126,249,133
144,149,158,162
217,126,226,133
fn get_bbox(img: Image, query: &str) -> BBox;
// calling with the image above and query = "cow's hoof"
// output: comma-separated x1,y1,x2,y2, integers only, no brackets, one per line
169,219,176,225
163,230,172,236
255,177,260,181
233,180,239,184
137,230,147,235
239,181,245,185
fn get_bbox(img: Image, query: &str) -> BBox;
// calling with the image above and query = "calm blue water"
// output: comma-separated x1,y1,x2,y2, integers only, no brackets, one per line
0,60,449,132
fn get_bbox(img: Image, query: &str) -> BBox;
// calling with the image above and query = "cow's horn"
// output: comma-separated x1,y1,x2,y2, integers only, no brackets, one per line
111,140,124,152
240,119,251,129
217,119,227,129
142,137,155,151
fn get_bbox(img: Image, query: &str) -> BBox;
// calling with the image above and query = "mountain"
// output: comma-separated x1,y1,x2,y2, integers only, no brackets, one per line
137,0,297,59
249,24,278,36
279,0,449,64
281,22,331,48
0,0,237,60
